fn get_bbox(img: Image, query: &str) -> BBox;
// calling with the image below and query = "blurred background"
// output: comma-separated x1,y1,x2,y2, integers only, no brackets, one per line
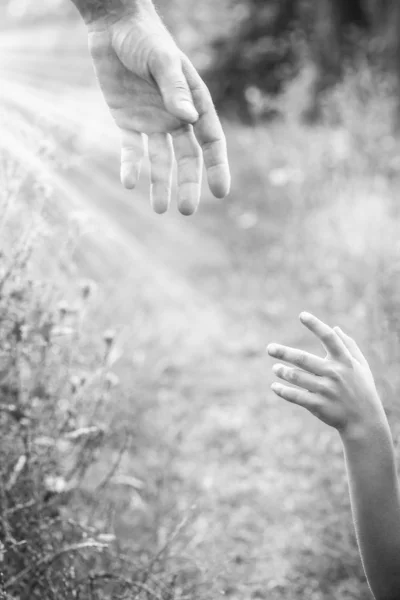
1,1,400,599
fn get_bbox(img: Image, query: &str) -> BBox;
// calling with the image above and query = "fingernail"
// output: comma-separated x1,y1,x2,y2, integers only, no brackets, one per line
178,100,199,122
271,382,281,392
267,344,278,355
272,364,283,375
300,311,312,323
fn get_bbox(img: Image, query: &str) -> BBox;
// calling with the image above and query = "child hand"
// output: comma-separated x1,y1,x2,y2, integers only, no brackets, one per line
267,312,387,441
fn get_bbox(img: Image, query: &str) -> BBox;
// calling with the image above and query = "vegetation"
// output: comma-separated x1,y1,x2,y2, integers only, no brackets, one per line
1,2,400,599
0,125,219,598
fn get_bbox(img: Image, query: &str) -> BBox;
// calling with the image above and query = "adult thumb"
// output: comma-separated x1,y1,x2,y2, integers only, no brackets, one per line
150,48,199,123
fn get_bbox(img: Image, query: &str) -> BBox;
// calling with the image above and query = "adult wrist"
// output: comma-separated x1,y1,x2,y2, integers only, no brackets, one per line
72,0,154,27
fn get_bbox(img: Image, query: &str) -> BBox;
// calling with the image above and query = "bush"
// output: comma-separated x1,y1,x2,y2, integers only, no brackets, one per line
0,126,217,599
0,138,121,596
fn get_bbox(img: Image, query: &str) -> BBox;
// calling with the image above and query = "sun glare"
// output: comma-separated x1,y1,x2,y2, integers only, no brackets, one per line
0,6,227,345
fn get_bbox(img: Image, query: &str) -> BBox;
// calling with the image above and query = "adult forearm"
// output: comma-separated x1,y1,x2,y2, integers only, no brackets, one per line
70,0,154,24
342,421,400,600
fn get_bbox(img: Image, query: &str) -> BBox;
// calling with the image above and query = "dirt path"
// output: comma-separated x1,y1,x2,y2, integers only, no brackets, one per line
59,136,365,599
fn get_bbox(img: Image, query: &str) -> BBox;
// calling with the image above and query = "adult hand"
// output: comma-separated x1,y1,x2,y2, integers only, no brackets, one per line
87,3,230,215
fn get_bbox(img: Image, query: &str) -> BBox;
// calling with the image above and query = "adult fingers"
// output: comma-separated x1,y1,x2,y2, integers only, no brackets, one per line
333,327,367,364
267,343,327,376
272,364,327,394
182,55,231,199
120,130,145,190
299,312,351,361
271,382,323,413
171,125,202,215
149,47,199,124
148,133,173,214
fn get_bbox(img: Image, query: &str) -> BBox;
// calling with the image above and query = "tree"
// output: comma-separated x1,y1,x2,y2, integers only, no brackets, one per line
303,0,400,125
203,0,298,123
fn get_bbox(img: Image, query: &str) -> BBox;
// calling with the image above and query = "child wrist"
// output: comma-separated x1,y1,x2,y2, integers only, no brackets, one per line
339,416,391,446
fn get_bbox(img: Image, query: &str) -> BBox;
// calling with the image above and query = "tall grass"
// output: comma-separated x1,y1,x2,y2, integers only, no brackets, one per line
0,127,221,599
2,60,400,600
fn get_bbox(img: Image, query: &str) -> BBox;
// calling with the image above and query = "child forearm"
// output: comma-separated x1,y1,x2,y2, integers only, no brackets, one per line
69,0,155,24
342,421,400,600
268,314,400,600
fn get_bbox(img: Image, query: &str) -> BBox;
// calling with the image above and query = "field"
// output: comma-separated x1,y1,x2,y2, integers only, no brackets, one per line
1,11,400,600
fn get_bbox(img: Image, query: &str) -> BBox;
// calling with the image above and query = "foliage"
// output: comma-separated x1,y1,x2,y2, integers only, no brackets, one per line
0,134,218,599
167,0,400,124
2,5,400,599
202,0,301,123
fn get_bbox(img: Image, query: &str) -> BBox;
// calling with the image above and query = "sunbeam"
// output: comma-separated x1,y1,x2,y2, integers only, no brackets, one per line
0,6,231,355
0,79,116,143
0,117,227,341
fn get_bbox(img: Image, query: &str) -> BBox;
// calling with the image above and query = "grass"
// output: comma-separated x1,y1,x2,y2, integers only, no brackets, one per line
2,17,400,597
70,67,400,599
0,120,224,599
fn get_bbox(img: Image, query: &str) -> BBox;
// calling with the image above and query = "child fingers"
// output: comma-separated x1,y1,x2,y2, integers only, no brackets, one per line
267,343,327,376
120,130,144,190
333,326,367,364
299,312,351,361
148,132,173,214
272,364,326,394
271,382,322,412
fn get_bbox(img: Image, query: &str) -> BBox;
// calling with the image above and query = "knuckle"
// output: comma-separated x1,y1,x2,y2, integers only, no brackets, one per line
151,45,175,66
296,352,308,368
321,379,336,397
149,45,178,77
202,143,226,169
177,162,197,179
276,365,286,379
291,390,303,404
202,138,224,153
172,81,190,94
273,347,284,359
327,363,345,382
289,369,299,384
325,364,337,379
149,143,169,164
321,330,334,344
150,166,169,184
179,150,202,164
